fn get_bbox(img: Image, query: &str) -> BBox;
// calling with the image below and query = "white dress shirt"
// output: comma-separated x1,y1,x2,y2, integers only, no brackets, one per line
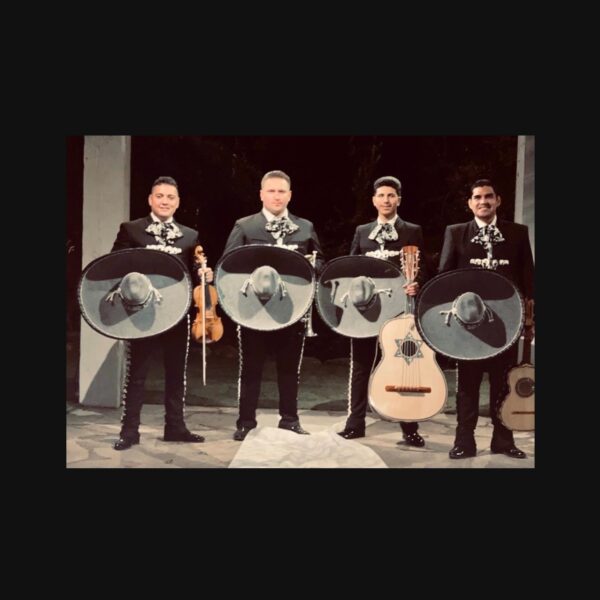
474,215,497,229
262,207,289,222
150,212,174,224
377,214,399,226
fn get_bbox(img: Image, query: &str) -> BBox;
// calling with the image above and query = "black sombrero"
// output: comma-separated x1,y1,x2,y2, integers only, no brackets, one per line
215,244,315,331
315,255,407,338
415,268,524,360
78,248,192,340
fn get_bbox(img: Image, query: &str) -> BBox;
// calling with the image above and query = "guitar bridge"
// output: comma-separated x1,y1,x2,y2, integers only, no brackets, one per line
385,385,431,393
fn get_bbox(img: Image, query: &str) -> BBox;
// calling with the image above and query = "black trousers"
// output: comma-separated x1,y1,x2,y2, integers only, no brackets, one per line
120,316,190,436
455,344,518,449
236,322,305,429
345,337,419,434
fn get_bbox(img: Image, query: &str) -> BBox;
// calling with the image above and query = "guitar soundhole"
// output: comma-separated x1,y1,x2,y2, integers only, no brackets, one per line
402,340,418,357
515,377,534,397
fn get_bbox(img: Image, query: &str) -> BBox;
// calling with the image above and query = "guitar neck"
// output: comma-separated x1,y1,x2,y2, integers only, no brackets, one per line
400,246,420,317
405,286,415,316
522,334,532,364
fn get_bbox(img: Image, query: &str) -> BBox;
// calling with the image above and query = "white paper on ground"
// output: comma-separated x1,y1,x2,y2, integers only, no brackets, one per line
229,426,387,468
70,409,103,417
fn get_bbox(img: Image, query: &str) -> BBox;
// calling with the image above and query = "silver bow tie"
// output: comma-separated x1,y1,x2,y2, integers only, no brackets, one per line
265,217,299,240
471,223,504,252
369,222,398,246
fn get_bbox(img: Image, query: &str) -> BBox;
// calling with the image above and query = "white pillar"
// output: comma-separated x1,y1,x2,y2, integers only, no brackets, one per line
79,136,131,406
514,135,535,259
514,135,535,363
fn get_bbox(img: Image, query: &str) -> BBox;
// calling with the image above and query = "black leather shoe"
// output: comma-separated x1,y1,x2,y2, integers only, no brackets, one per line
491,445,527,459
337,428,365,440
163,430,205,443
449,445,477,459
113,434,140,451
233,426,255,441
401,432,425,447
279,423,310,435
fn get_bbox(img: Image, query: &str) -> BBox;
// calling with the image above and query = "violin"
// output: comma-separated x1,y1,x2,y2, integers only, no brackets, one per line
191,245,224,345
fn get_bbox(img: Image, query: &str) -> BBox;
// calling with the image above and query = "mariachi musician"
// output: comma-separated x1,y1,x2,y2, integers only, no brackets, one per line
336,176,429,446
109,176,214,451
438,178,534,459
220,170,325,441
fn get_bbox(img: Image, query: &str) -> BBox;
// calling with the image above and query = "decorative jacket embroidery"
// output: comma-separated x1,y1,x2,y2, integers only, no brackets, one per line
267,242,299,251
265,217,299,245
145,243,183,255
470,224,504,252
470,224,506,269
369,222,398,246
365,248,401,260
469,257,509,269
145,221,183,254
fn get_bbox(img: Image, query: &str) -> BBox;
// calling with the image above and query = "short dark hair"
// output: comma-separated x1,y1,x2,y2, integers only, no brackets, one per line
152,176,178,191
469,179,497,195
261,170,291,188
373,176,401,194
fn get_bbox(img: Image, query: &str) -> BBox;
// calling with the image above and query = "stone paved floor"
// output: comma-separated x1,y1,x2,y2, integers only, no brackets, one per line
67,405,535,469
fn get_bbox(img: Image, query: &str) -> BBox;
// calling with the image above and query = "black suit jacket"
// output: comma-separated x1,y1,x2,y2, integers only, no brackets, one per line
111,215,200,284
438,219,534,299
350,218,428,286
221,211,325,273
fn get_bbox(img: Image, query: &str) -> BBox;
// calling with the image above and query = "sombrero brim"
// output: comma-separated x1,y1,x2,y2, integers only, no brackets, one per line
78,248,192,340
316,255,406,338
415,268,524,360
215,244,315,331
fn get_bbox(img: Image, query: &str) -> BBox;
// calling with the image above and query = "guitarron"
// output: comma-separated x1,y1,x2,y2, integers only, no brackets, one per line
499,299,535,431
368,246,447,422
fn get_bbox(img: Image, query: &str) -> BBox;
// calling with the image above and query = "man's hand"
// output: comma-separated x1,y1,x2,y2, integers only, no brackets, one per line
198,267,214,283
404,282,419,297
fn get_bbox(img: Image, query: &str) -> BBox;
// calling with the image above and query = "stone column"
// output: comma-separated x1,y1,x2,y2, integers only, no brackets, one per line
514,135,535,258
514,135,535,363
79,136,131,406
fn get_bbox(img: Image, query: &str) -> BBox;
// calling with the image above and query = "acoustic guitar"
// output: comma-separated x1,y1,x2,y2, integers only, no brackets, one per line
368,246,447,422
499,299,535,431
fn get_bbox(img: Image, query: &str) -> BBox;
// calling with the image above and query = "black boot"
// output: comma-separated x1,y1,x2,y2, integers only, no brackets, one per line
449,444,477,459
278,421,310,435
490,443,526,459
337,428,365,439
400,432,425,447
164,426,204,443
113,432,140,451
233,426,255,441
490,425,524,458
